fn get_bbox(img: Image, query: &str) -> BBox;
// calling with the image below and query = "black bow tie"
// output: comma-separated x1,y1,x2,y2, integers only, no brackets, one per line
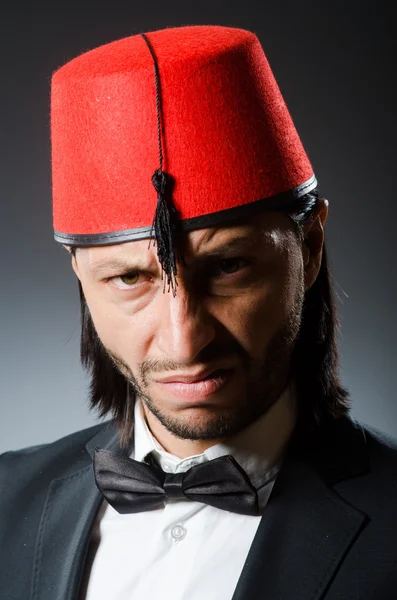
94,448,260,516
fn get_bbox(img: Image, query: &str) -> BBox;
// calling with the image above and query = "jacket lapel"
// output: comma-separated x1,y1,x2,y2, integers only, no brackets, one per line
232,416,370,600
31,422,125,600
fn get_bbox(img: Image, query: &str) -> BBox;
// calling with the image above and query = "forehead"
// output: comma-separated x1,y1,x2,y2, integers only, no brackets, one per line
76,210,295,270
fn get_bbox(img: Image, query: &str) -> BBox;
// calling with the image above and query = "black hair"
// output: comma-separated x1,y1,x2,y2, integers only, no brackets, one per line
74,190,350,448
282,191,350,444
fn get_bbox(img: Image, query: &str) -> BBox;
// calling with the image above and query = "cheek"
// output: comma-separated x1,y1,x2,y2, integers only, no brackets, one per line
81,281,156,365
227,253,304,355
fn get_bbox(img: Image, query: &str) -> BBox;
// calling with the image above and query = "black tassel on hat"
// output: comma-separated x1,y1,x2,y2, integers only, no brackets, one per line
141,33,182,296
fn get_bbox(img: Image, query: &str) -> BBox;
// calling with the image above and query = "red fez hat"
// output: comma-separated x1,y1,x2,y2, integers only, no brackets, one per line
51,25,316,286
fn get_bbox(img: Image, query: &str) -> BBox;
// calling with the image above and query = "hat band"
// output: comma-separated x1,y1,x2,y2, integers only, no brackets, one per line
54,174,317,246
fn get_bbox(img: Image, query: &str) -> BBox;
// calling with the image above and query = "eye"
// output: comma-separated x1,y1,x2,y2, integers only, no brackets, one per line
213,258,248,276
109,271,141,290
120,272,139,285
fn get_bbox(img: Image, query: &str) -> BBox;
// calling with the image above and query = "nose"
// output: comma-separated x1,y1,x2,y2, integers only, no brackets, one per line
155,279,216,364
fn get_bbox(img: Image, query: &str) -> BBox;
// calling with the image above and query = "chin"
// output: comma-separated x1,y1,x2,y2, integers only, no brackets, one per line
142,395,263,441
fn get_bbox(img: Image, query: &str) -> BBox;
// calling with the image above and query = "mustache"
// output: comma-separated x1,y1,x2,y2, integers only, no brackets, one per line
107,338,251,389
140,340,250,379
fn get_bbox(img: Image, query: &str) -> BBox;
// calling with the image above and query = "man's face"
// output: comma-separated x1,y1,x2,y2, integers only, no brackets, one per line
72,207,325,446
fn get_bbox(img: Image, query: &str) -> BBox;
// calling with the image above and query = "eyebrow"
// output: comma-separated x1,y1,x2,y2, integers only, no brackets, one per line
193,234,269,260
88,233,267,276
88,257,153,277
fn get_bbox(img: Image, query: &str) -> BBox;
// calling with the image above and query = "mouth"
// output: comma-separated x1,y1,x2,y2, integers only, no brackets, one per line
154,368,235,401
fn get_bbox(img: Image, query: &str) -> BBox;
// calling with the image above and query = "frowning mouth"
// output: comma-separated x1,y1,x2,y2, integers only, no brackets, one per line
153,368,235,400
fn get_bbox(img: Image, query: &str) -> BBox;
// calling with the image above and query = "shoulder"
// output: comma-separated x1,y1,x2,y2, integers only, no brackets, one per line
330,416,397,513
0,420,108,460
361,419,397,452
325,413,397,464
360,419,397,474
339,415,397,475
298,414,397,497
0,421,116,485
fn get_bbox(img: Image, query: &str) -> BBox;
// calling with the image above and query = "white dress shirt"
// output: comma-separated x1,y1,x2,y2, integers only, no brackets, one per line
82,384,296,600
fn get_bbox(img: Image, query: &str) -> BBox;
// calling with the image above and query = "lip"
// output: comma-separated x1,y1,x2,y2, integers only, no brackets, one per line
154,368,234,400
154,366,233,384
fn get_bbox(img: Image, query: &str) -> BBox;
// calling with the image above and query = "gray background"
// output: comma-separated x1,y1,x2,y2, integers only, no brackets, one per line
1,0,396,453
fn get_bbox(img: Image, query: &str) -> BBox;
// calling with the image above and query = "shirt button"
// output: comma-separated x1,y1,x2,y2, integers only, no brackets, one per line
171,525,187,542
163,465,172,473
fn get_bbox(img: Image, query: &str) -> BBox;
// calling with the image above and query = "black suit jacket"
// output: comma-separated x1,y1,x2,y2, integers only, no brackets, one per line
1,414,396,600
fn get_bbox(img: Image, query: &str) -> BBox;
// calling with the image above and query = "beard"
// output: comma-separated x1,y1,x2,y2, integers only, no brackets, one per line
105,285,305,442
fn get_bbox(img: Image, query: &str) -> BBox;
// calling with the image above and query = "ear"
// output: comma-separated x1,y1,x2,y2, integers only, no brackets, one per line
301,198,328,292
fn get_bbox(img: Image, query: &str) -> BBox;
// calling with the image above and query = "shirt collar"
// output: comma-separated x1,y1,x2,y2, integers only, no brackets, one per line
132,383,297,489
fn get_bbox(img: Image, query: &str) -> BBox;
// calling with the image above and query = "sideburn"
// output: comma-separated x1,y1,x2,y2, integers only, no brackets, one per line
79,282,135,447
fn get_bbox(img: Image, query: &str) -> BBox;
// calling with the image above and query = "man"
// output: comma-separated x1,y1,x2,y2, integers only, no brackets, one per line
1,25,396,600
